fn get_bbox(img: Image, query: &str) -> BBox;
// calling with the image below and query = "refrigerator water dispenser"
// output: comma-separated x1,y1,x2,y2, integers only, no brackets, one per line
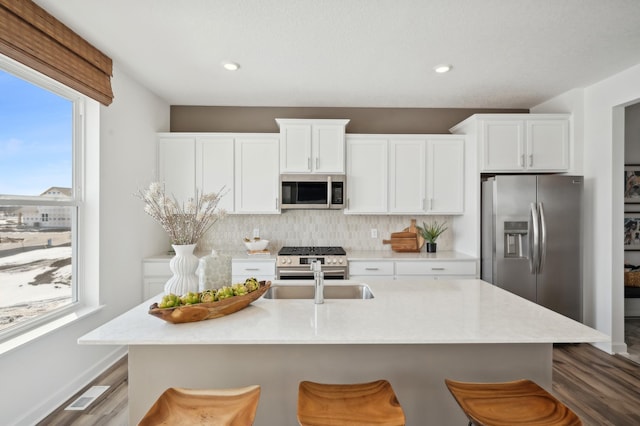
503,221,528,258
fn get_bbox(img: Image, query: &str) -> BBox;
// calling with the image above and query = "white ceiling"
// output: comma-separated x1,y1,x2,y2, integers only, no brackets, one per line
35,0,640,109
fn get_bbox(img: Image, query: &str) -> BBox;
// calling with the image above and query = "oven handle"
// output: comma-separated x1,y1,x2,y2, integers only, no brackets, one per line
277,269,347,276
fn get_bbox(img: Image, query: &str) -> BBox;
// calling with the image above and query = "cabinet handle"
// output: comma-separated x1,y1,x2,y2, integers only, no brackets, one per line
275,197,279,209
520,154,524,167
245,268,260,271
422,199,426,210
347,198,350,209
430,198,434,210
431,267,445,271
308,157,311,170
316,157,319,169
365,267,379,271
529,154,533,167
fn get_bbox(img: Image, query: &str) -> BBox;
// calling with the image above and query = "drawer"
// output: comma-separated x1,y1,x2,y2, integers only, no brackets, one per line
232,260,276,276
395,260,476,276
349,261,394,276
143,260,171,276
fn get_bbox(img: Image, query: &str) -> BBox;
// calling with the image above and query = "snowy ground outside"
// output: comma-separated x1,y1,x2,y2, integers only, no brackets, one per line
0,217,72,331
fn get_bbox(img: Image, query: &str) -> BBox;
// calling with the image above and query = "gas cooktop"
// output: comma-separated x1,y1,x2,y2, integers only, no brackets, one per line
278,246,346,256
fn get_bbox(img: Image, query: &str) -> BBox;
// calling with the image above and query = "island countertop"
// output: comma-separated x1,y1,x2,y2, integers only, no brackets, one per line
78,279,608,346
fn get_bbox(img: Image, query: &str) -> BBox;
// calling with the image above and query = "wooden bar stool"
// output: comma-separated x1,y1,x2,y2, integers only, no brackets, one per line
444,378,582,426
138,385,260,426
297,379,405,426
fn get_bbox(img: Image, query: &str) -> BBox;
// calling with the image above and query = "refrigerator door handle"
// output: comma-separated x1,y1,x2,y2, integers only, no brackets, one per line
529,203,539,274
538,202,547,273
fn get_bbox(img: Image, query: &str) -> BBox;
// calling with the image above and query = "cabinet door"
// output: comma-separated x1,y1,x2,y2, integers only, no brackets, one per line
526,120,569,171
279,124,312,173
197,136,235,212
345,137,388,213
235,137,280,214
157,135,196,204
388,138,426,213
426,138,464,214
313,123,345,173
481,120,524,171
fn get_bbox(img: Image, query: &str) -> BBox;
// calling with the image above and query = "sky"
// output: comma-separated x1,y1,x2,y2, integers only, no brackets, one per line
0,70,72,197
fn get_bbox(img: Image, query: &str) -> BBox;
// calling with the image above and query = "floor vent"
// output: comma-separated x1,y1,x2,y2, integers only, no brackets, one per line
65,385,110,411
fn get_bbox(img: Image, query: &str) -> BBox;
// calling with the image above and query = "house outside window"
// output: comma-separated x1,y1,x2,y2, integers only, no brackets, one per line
0,59,83,338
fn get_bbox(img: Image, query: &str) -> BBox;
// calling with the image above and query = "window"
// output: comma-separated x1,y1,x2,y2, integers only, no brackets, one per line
0,57,83,338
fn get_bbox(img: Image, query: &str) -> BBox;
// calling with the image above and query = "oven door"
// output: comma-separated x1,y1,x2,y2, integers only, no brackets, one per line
276,267,348,280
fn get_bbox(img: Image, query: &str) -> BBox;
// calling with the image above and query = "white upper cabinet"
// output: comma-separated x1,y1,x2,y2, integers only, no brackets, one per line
157,135,196,205
388,138,426,214
196,136,235,213
345,136,388,213
345,134,465,215
277,119,349,173
234,136,280,214
452,114,570,172
158,133,279,214
426,137,465,214
526,119,569,170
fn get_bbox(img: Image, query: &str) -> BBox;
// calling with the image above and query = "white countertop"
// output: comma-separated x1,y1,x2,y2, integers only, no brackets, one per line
79,279,608,346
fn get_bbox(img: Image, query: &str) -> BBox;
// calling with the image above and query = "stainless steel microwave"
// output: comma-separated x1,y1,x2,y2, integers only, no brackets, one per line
280,174,345,210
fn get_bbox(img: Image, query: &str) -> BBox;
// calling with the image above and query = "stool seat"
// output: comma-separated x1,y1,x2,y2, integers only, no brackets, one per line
297,379,405,426
138,385,261,426
445,378,581,426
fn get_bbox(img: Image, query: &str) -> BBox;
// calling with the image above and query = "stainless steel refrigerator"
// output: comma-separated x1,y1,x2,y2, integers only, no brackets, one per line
481,175,583,322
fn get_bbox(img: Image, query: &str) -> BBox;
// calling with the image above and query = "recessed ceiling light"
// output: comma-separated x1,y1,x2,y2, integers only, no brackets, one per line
434,64,452,74
223,62,240,71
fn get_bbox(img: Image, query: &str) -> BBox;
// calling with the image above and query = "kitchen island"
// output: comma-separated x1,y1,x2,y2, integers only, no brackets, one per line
79,279,608,425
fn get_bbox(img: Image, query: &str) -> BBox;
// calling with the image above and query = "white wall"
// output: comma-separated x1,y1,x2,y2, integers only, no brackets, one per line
533,63,640,354
1,65,169,425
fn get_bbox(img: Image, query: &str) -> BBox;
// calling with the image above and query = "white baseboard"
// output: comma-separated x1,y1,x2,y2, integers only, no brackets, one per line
14,346,127,426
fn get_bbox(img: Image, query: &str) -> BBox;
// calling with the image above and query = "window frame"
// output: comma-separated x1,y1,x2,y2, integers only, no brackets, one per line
0,54,88,343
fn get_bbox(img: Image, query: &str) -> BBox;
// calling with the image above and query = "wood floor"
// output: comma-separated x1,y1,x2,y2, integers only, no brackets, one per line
38,342,640,426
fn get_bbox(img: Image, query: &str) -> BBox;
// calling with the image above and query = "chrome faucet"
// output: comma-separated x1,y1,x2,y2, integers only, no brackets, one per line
311,261,324,304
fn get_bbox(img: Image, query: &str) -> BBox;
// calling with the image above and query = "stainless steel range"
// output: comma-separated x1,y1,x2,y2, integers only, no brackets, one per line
276,246,348,280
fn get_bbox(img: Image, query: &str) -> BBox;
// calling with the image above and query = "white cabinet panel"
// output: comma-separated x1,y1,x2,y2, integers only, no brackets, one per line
197,136,235,212
349,261,395,276
426,137,464,214
235,137,280,214
345,137,388,213
157,135,195,204
389,139,425,213
279,123,312,172
277,119,348,173
395,260,476,276
481,120,524,171
232,259,276,282
471,116,570,172
526,120,569,170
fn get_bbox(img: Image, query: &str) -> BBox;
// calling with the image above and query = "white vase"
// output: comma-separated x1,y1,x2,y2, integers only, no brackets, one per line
165,244,199,295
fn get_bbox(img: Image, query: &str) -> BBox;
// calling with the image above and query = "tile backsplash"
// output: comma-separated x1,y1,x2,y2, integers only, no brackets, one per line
199,210,452,253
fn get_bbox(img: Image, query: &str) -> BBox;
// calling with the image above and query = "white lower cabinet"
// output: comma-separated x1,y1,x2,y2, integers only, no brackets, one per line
143,259,172,299
349,260,394,282
231,259,276,283
395,260,477,280
349,259,477,281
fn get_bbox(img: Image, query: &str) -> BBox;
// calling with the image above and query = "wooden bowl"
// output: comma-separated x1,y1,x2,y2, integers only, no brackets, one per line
148,281,271,324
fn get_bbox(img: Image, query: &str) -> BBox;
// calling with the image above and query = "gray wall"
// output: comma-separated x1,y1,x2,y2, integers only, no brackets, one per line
171,106,528,133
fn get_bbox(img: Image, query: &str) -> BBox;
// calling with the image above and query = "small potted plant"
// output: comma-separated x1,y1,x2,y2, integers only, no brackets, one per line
417,221,448,253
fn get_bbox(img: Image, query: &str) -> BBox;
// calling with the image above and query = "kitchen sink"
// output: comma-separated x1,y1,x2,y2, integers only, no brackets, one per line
263,284,375,300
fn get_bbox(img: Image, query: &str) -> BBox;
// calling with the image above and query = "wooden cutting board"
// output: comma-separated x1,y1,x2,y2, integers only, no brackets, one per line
382,219,423,252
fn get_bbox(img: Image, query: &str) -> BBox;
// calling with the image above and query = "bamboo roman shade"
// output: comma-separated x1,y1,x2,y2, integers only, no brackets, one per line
0,0,113,105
